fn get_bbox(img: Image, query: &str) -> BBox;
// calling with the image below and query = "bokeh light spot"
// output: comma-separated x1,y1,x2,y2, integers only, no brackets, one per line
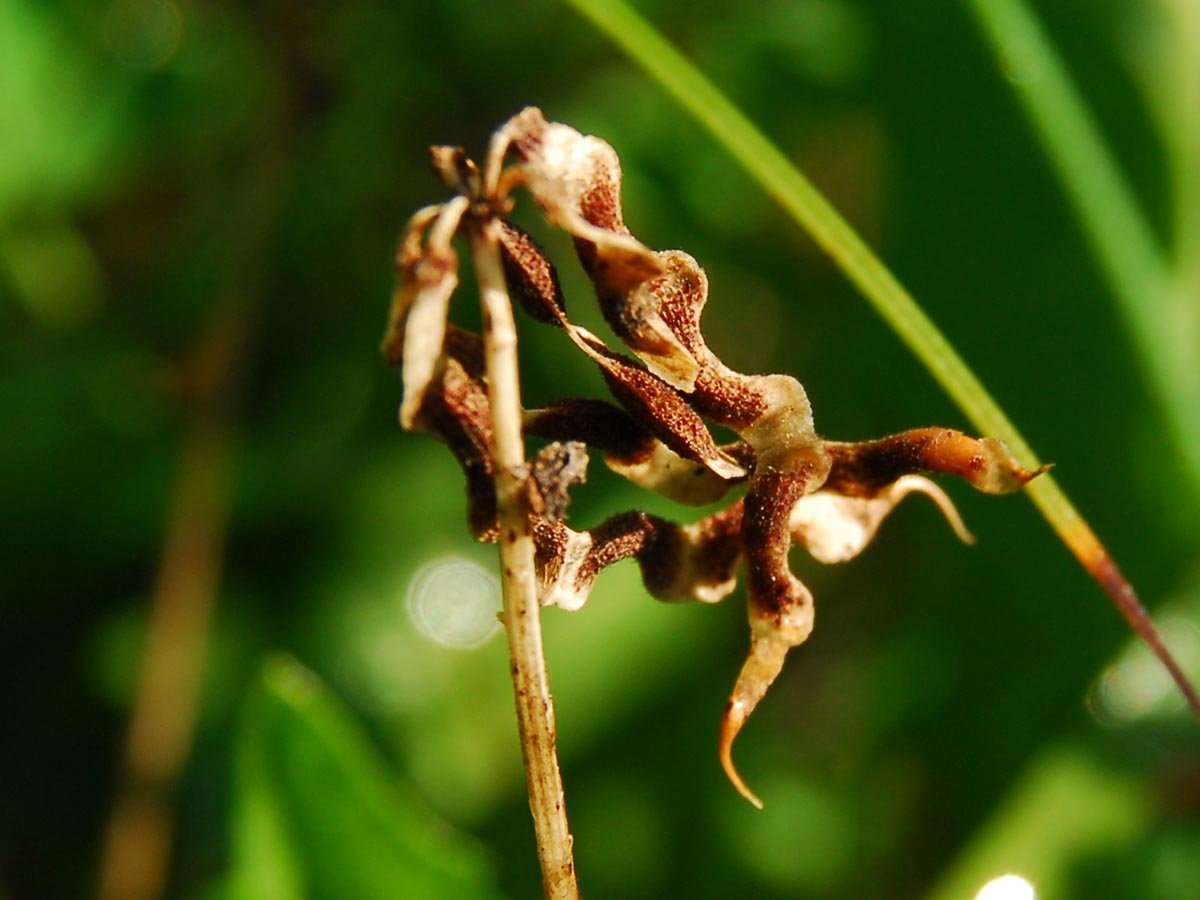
1092,616,1200,722
407,557,501,649
975,874,1036,900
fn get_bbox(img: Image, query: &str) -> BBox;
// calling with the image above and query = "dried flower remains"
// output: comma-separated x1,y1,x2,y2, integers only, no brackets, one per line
383,108,1047,808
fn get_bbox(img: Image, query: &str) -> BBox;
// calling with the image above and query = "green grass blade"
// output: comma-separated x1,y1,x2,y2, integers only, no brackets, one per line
962,0,1200,497
563,0,1027,450
562,0,1200,717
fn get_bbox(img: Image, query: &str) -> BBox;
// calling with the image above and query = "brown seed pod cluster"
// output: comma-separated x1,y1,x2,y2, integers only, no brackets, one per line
382,108,1046,808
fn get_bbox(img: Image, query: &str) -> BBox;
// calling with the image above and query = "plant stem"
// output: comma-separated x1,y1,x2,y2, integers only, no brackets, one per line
469,219,580,900
96,416,232,900
563,0,1200,717
95,89,288,898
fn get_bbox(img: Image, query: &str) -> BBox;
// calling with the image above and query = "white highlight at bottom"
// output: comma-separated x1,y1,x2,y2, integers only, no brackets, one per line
975,874,1036,900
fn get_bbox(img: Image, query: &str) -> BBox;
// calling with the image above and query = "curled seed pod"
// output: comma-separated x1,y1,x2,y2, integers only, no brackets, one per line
566,327,746,480
497,219,567,326
409,326,497,541
536,504,745,613
722,469,816,810
387,108,1052,811
823,428,1049,498
504,108,701,390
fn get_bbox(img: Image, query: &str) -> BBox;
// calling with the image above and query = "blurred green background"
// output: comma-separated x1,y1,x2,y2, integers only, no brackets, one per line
1,1,1197,898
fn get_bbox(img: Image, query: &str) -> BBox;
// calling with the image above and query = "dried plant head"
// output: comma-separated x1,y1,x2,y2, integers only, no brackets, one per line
384,107,1046,808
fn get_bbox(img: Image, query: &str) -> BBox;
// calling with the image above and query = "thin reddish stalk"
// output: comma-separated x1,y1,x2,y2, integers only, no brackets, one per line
1037,479,1200,716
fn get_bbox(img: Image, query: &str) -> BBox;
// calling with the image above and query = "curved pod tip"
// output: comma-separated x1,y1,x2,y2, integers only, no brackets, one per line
719,701,764,809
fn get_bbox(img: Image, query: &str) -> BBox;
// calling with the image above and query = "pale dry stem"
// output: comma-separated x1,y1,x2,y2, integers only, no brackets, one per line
469,218,580,900
96,419,232,900
96,116,286,899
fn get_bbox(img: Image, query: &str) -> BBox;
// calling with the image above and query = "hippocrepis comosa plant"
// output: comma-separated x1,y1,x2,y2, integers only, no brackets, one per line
384,106,1047,794
382,107,1069,889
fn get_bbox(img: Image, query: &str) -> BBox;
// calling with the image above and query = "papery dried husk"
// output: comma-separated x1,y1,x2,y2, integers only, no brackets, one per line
381,205,443,366
396,197,470,430
792,475,973,564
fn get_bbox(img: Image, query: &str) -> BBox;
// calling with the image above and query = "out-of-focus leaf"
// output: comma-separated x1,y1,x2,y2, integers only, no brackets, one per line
922,744,1150,900
215,655,504,900
0,0,124,210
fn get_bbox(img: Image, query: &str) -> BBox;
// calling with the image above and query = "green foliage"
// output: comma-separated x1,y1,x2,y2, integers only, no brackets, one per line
1,1,1198,898
215,656,503,900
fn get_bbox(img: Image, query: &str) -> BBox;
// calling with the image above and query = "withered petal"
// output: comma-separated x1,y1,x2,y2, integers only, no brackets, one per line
381,204,444,366
396,197,470,429
791,475,973,565
590,248,710,390
399,263,457,429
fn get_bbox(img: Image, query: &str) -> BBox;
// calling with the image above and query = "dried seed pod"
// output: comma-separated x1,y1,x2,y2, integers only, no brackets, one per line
823,428,1048,498
387,108,1050,812
525,398,657,463
502,108,701,390
497,219,567,326
536,504,744,613
566,327,746,481
722,469,816,809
